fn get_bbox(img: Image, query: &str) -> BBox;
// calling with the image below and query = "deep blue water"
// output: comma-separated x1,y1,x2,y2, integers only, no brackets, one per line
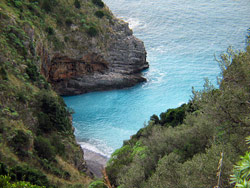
64,0,250,157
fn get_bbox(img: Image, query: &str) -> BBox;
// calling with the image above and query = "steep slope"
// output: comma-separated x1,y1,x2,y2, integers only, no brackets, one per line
105,44,250,188
0,0,147,187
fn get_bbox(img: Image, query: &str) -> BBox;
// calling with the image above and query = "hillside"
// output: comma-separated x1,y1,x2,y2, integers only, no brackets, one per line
0,0,147,187
105,43,250,188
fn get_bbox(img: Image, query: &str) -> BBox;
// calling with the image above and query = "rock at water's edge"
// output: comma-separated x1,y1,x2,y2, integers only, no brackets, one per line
39,18,148,95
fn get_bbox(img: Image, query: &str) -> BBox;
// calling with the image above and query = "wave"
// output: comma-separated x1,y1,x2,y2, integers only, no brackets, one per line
78,138,114,158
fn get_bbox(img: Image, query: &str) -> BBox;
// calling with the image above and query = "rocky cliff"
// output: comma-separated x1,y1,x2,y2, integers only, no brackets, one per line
40,17,148,95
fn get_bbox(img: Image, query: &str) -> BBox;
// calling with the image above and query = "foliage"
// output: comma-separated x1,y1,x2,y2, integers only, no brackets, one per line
87,26,98,37
88,180,108,188
95,11,104,18
0,0,116,186
9,165,49,187
65,18,73,26
34,136,56,161
37,91,71,132
45,26,54,35
106,44,250,187
92,0,104,8
74,0,81,9
26,62,39,81
0,67,8,80
0,175,45,188
41,0,57,12
10,130,30,157
231,137,250,188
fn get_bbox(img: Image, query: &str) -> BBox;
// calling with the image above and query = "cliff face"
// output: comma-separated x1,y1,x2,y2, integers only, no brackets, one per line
40,18,148,95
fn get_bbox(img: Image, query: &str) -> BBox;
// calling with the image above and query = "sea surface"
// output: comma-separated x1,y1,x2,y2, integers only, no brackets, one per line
64,0,250,157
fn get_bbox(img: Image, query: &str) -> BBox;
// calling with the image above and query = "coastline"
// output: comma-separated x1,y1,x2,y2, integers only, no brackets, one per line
82,148,109,178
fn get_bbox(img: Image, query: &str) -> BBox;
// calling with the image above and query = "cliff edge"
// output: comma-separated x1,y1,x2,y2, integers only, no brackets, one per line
35,1,149,95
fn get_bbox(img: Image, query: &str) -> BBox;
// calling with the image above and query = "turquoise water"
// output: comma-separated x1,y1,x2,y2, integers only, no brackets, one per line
64,0,250,157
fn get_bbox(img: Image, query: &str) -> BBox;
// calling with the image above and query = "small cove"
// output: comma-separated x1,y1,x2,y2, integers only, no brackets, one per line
64,0,250,157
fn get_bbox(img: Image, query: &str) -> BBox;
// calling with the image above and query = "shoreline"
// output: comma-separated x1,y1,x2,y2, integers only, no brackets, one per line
82,148,109,178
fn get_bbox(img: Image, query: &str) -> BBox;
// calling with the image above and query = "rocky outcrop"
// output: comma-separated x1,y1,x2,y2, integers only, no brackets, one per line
39,18,148,95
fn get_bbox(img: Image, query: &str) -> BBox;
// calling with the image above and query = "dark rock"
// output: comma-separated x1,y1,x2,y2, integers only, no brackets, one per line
38,11,148,96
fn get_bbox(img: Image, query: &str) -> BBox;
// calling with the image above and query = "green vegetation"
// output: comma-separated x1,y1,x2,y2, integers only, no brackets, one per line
74,0,81,9
0,175,44,188
95,11,104,18
231,136,250,188
88,180,107,188
105,43,250,187
87,26,98,37
0,0,102,186
92,0,104,8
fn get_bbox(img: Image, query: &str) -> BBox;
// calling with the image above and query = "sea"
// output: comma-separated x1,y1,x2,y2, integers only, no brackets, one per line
64,0,250,157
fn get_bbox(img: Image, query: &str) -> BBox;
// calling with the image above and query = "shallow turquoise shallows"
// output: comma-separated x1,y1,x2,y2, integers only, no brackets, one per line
64,0,250,157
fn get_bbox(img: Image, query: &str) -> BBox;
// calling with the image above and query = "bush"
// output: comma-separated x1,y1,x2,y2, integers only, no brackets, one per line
231,136,250,188
64,36,69,42
88,180,108,188
0,67,8,80
41,0,57,12
16,90,28,103
8,0,23,8
10,130,30,157
65,18,73,26
95,11,104,18
51,135,65,156
74,0,81,8
159,103,187,127
0,175,45,188
87,26,98,37
26,62,39,81
92,0,104,8
45,26,54,35
34,136,56,161
38,91,71,132
0,163,8,175
9,165,49,187
37,112,52,132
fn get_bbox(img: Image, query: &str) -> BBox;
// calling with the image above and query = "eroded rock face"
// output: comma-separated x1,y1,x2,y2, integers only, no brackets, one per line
39,18,148,96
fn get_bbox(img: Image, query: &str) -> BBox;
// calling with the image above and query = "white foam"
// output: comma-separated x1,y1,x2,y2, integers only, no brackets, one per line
78,139,114,158
121,17,147,30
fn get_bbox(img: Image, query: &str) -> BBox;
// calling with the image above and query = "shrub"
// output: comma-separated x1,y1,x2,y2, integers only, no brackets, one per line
37,112,52,132
74,0,81,8
0,67,8,80
10,130,30,157
9,165,49,187
41,0,57,12
51,135,65,156
159,103,187,127
65,18,73,26
88,180,108,188
95,11,104,18
26,62,39,81
8,0,23,8
64,36,69,42
150,114,160,124
87,26,98,37
45,26,54,35
16,90,27,103
38,91,71,132
34,136,56,161
0,175,45,188
231,136,250,188
0,163,8,175
92,0,104,8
